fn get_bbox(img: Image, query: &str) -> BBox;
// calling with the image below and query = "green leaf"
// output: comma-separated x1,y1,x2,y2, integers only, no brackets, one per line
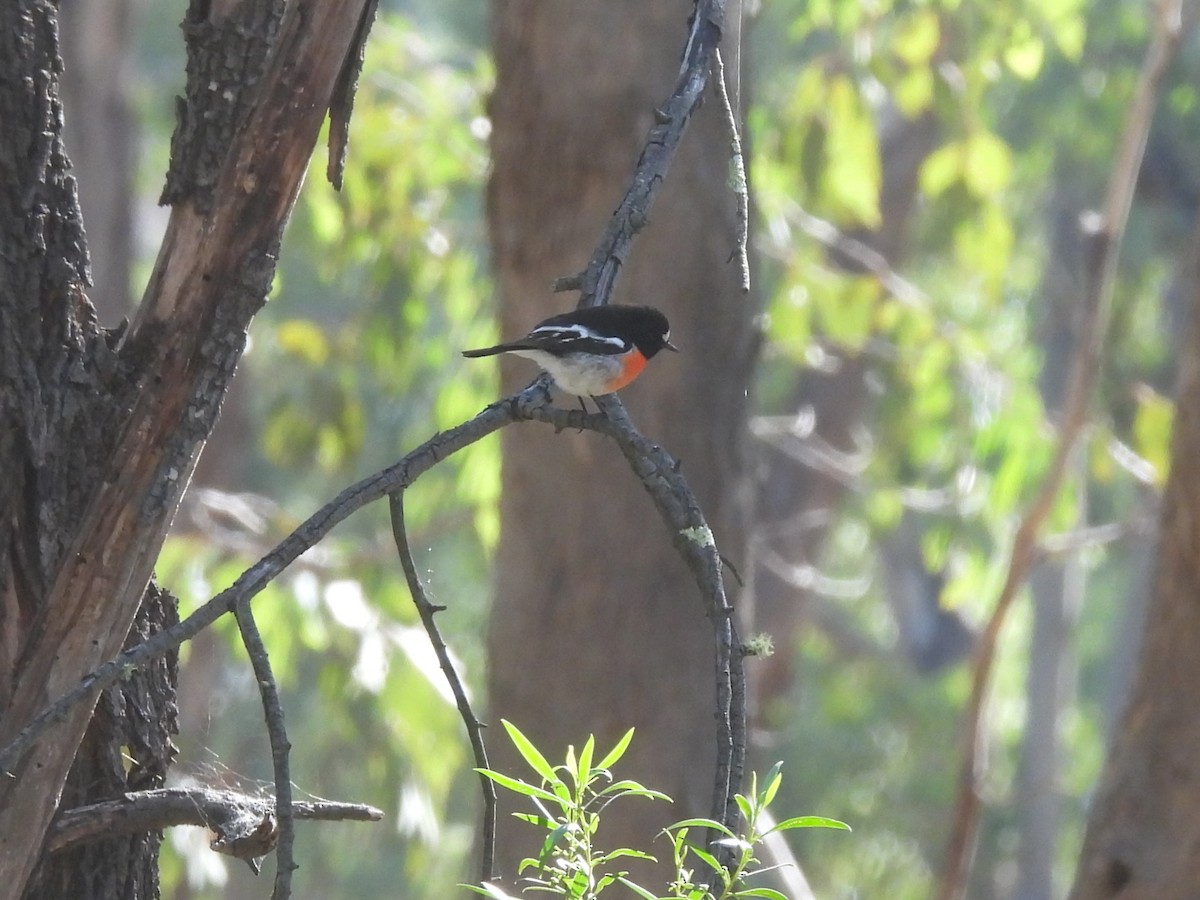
615,877,657,900
894,67,935,116
919,141,964,197
576,734,595,793
501,719,561,786
537,822,575,862
475,768,564,805
713,836,753,851
822,76,882,226
1132,385,1174,485
595,727,636,771
759,761,784,808
599,848,657,862
595,873,616,891
276,318,330,365
735,793,754,823
766,815,852,833
1004,36,1045,79
737,889,790,899
893,9,942,67
687,844,724,874
513,812,554,827
962,129,1012,196
668,817,734,837
596,780,671,802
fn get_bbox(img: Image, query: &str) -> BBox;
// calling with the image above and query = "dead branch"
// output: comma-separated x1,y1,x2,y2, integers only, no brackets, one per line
0,382,555,778
233,601,296,898
714,46,750,292
389,493,496,883
45,787,381,858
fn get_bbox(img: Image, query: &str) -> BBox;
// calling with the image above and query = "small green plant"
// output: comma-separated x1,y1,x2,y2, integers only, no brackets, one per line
467,720,849,899
655,761,849,900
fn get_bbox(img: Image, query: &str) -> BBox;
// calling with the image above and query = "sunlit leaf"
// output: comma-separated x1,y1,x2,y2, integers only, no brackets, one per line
766,815,852,833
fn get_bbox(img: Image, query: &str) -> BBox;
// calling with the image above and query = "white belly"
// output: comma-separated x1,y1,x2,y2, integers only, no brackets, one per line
512,349,623,396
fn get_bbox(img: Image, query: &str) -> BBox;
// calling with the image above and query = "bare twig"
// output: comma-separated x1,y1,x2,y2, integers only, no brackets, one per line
45,787,381,856
388,493,496,883
233,600,295,896
935,3,1190,897
713,47,750,292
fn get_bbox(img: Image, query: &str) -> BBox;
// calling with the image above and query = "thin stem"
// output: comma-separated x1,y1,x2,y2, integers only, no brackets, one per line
388,492,496,883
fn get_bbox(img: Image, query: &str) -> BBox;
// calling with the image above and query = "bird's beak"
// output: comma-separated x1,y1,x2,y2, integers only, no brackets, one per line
665,340,679,353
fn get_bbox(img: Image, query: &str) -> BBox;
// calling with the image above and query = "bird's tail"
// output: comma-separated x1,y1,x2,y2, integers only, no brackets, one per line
461,342,527,358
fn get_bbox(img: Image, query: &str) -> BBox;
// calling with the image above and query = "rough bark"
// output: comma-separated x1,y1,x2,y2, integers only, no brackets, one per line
485,0,755,882
24,584,179,900
0,0,371,892
1068,235,1200,899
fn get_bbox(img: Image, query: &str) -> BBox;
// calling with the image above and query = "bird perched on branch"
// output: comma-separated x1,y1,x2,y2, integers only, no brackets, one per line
462,305,677,397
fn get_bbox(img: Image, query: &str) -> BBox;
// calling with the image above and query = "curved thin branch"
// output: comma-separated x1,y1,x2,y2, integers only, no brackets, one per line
233,600,295,898
45,787,381,856
388,493,496,883
935,2,1191,897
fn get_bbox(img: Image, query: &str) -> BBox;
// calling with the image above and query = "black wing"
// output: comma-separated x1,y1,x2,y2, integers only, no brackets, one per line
462,323,629,358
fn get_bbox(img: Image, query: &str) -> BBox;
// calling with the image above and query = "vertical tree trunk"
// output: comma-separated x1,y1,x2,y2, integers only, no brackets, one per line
485,0,755,882
1068,231,1200,899
0,0,371,892
24,586,179,900
36,10,185,895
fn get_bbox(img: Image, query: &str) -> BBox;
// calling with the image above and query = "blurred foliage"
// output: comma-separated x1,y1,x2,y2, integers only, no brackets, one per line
118,0,1200,897
749,0,1194,897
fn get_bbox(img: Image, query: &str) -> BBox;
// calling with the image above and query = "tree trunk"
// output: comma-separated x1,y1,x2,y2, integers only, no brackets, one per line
1068,228,1200,899
24,586,179,900
0,0,371,892
485,0,755,882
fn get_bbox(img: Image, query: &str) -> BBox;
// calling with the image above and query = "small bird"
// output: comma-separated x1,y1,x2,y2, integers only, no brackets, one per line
462,305,677,396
